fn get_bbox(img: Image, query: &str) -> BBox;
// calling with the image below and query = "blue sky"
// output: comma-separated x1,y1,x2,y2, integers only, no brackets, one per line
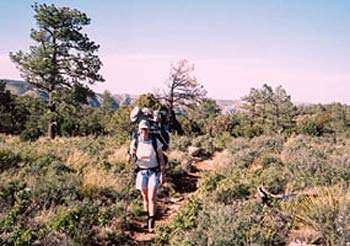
1,0,350,103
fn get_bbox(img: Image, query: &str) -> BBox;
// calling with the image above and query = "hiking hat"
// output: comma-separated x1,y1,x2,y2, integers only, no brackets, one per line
138,120,150,131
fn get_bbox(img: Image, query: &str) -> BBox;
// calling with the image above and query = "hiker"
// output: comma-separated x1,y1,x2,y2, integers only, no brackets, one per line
130,106,170,151
129,119,166,232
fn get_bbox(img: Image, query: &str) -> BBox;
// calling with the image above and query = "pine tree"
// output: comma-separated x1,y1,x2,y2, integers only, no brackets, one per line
10,3,104,138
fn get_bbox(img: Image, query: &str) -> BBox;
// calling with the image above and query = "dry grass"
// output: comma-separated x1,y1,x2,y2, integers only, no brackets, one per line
288,226,321,245
212,149,233,168
108,144,129,163
65,149,93,171
168,150,187,162
81,166,124,194
34,206,58,225
93,217,124,241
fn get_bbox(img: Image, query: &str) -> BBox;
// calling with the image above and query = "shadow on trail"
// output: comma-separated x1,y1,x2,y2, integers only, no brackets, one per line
168,169,199,194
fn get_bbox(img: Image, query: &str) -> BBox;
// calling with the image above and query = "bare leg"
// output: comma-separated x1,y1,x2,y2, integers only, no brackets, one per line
148,187,158,217
141,189,149,213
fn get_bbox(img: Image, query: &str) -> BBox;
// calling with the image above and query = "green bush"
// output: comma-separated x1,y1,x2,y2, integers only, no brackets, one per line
171,135,192,152
155,198,202,244
0,148,21,172
215,182,251,204
0,187,31,232
48,202,99,243
48,200,127,244
171,200,291,245
20,123,43,141
0,180,26,214
31,172,80,209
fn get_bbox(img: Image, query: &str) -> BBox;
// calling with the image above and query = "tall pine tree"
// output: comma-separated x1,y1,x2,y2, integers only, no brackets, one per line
10,3,104,138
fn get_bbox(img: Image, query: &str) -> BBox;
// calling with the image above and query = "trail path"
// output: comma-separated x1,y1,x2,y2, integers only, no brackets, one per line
129,152,219,245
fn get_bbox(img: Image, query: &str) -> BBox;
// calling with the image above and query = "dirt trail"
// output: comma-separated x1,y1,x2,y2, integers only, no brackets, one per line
129,153,219,244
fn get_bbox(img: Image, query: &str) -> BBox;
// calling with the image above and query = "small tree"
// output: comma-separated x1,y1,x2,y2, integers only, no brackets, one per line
160,59,207,134
242,84,296,135
133,93,163,111
0,80,20,133
101,90,118,113
185,98,221,136
10,3,104,138
106,105,132,143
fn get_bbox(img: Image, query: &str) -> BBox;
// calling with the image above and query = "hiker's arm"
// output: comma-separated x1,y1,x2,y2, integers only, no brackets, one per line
129,139,136,155
157,148,165,174
128,139,136,163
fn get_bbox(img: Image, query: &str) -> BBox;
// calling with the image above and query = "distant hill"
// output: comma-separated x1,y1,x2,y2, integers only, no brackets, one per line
3,79,34,95
2,79,104,107
215,99,242,113
1,79,241,111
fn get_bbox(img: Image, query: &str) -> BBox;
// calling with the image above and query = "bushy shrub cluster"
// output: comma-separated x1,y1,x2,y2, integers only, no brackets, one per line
0,135,134,244
157,134,350,245
0,134,187,244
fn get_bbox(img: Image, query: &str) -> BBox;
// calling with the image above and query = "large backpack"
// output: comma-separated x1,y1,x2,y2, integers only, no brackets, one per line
130,107,170,151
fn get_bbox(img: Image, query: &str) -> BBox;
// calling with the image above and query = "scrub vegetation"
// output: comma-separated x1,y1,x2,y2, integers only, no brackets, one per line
2,3,350,245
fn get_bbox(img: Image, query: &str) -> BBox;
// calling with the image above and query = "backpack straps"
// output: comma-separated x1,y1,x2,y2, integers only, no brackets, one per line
151,135,160,166
133,134,160,167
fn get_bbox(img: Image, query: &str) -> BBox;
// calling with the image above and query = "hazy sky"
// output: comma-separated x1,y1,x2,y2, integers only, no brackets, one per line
1,0,349,103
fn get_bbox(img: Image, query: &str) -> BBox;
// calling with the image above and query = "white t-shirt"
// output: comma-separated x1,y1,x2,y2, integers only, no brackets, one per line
130,137,163,169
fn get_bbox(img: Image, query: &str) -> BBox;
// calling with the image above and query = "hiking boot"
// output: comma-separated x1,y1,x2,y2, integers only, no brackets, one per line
142,218,148,229
148,216,155,232
142,213,149,229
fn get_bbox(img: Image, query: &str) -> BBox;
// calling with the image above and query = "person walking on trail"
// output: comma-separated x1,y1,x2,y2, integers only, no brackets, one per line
130,119,166,232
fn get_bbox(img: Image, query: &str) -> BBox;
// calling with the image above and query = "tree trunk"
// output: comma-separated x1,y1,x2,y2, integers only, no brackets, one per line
48,92,57,139
169,109,184,135
166,85,183,135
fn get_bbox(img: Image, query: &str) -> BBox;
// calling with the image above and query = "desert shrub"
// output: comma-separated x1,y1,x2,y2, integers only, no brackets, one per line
225,135,285,170
0,187,31,232
21,154,60,175
0,181,39,245
227,135,285,159
0,148,21,172
0,226,37,246
171,200,290,245
258,153,283,168
297,112,332,137
48,202,97,243
226,137,250,154
288,185,350,245
231,147,258,169
171,135,192,152
156,198,202,244
48,200,127,244
0,135,137,244
250,135,285,154
281,135,350,188
201,173,226,192
248,165,289,194
191,134,216,155
0,180,26,213
215,181,251,204
213,132,234,149
31,172,80,209
20,122,43,141
2,130,350,245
